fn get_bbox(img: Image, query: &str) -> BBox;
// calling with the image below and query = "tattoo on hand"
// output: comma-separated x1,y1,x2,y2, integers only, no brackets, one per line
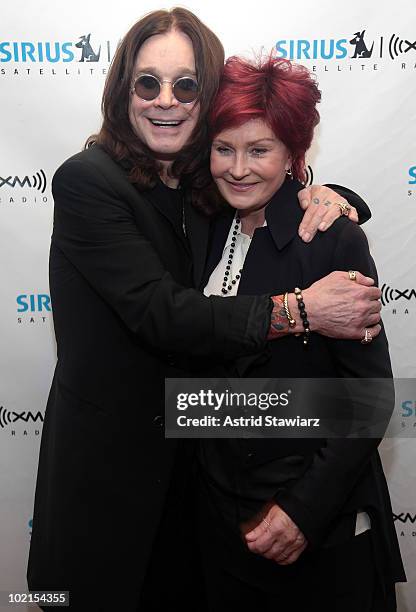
313,197,320,205
268,296,289,339
324,200,331,207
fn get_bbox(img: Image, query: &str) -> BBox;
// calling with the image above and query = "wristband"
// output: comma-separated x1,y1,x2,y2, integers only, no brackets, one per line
283,292,297,329
294,287,310,345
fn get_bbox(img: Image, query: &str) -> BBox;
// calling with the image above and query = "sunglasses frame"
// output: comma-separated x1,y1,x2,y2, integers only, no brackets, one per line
130,73,199,104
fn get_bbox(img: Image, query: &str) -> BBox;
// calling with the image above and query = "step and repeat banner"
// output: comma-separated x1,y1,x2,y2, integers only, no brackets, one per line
1,0,415,609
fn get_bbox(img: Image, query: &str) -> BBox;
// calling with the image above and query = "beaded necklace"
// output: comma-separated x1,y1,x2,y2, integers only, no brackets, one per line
221,215,243,295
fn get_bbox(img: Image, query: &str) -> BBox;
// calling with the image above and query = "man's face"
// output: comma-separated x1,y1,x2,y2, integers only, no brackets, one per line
128,29,200,161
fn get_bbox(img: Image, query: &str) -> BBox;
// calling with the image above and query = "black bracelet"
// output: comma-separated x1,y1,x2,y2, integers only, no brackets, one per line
294,287,310,345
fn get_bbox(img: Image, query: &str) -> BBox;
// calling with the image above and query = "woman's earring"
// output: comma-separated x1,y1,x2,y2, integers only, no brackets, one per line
286,168,293,178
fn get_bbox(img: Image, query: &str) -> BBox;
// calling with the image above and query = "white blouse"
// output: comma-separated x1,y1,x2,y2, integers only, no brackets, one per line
204,213,265,297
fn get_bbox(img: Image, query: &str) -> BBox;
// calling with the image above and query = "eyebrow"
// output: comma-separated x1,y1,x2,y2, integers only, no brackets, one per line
135,66,197,77
213,138,276,146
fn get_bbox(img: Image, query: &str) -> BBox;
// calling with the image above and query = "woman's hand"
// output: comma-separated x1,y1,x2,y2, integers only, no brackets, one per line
297,185,358,243
303,271,382,340
245,503,307,565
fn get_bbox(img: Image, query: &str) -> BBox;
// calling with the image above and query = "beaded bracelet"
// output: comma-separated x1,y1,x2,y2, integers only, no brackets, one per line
294,287,310,345
283,292,297,329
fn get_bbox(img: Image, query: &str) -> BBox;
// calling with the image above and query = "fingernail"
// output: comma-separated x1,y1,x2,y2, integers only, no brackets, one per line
318,222,326,231
303,232,311,242
298,228,304,237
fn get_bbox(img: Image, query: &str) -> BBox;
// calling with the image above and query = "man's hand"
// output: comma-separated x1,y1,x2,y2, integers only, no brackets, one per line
303,271,382,339
298,185,358,243
245,503,307,565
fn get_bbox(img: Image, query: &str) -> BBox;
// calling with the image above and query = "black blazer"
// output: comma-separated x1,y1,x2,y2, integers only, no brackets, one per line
26,145,273,610
201,177,405,587
27,144,375,609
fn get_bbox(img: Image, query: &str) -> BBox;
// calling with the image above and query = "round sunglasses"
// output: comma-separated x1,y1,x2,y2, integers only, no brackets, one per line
131,74,198,104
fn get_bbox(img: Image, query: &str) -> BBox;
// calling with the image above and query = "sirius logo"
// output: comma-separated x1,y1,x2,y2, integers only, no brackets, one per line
402,401,416,418
17,294,51,313
275,38,348,60
408,166,416,185
0,33,111,63
0,41,74,63
0,170,47,193
275,29,416,62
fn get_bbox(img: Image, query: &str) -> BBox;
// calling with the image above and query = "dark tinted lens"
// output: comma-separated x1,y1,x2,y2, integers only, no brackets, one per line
134,75,160,101
173,77,198,103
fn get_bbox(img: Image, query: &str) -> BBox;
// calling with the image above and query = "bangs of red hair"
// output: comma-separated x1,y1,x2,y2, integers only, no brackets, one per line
209,56,321,183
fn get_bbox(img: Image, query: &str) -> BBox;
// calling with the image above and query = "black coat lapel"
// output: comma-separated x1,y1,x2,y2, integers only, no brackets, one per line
264,178,304,252
235,179,305,296
200,179,304,293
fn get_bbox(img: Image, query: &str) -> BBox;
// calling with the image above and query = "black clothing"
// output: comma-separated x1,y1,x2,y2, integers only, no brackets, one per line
198,178,405,608
27,145,272,610
27,145,373,610
198,473,397,612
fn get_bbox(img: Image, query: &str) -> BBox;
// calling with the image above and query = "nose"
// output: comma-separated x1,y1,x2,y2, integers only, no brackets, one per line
229,153,250,180
155,81,178,109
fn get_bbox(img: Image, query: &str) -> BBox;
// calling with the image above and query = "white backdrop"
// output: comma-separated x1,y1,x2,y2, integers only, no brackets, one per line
1,0,415,609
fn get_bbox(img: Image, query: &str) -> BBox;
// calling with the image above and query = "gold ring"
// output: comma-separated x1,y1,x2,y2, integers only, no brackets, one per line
360,328,373,345
337,201,351,216
348,270,357,281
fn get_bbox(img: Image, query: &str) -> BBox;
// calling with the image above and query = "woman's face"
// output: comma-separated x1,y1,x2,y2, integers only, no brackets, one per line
210,119,291,215
129,29,200,160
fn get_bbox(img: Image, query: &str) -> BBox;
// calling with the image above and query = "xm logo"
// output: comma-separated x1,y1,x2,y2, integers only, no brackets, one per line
381,285,416,307
393,512,416,524
0,406,44,428
0,170,47,193
304,165,314,186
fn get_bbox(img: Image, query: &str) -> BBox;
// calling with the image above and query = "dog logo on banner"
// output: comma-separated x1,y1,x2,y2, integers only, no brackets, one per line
75,34,101,62
349,31,374,58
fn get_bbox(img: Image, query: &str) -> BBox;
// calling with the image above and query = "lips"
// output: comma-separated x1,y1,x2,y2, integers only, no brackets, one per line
147,118,184,127
225,181,258,192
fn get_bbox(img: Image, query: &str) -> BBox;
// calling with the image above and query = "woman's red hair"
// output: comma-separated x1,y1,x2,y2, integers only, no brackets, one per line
209,55,321,183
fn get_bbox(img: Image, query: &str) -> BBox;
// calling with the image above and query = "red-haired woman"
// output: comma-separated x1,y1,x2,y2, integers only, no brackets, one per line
198,56,405,611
